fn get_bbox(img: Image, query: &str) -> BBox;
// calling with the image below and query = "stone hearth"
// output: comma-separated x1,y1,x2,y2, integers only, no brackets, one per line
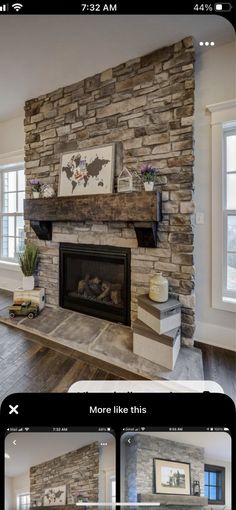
0,304,203,380
24,36,195,344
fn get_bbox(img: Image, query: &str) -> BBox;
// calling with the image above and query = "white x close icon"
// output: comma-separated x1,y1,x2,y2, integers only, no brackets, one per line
9,405,19,415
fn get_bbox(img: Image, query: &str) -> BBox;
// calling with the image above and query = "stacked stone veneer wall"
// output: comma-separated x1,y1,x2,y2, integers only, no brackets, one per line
125,434,204,508
30,442,99,506
24,36,195,344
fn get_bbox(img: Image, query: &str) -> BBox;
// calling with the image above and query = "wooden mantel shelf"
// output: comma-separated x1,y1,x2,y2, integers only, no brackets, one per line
138,493,208,506
24,191,162,248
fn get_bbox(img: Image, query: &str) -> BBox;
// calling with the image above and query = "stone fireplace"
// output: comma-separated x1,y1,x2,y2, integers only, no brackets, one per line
30,442,99,507
124,434,208,510
24,36,195,345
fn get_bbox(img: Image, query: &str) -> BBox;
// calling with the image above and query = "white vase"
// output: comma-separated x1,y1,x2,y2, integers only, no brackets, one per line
144,181,154,191
149,272,168,302
32,191,40,198
22,275,34,291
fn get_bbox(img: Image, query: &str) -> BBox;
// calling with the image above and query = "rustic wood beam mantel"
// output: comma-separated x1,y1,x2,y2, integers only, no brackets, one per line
24,191,162,247
138,493,209,506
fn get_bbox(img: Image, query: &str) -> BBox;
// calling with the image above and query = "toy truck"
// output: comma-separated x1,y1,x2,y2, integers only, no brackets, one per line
9,300,39,319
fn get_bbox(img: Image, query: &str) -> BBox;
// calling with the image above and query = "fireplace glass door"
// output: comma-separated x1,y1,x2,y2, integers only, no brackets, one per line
59,243,131,325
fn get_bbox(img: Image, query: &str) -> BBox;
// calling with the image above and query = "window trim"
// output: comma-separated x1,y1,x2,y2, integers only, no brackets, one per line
207,100,236,313
204,463,225,505
0,150,24,263
16,491,30,510
222,125,236,300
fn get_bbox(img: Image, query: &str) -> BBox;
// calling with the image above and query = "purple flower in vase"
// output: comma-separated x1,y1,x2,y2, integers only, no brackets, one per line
29,179,42,192
140,164,158,183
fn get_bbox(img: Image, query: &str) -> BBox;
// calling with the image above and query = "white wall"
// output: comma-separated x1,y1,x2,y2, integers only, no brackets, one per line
0,114,24,291
204,458,231,509
194,41,236,351
5,471,30,510
0,114,24,154
5,477,13,510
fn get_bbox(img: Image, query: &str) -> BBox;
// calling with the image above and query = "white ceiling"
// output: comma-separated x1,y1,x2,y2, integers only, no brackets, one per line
124,431,231,462
0,15,234,121
5,432,114,477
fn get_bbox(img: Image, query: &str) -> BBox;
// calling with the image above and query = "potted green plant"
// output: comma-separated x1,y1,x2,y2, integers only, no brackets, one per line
140,164,158,191
19,243,39,290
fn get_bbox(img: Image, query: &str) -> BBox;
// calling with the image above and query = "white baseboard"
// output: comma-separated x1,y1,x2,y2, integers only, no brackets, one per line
195,321,236,352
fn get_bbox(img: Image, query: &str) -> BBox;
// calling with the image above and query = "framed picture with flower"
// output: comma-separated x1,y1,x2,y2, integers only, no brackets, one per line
58,144,115,196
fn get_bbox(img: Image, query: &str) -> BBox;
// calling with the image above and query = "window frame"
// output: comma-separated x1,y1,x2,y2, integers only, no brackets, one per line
207,100,236,313
16,491,30,510
0,151,25,263
204,464,225,505
222,124,236,300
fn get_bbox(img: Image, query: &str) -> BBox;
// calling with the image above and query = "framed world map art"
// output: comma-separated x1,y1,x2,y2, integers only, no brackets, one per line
59,143,115,196
44,485,66,506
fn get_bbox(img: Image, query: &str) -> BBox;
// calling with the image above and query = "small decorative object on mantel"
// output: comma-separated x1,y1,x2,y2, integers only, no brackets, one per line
29,179,42,198
192,480,201,496
18,243,38,291
149,272,168,303
140,164,158,191
41,183,56,198
117,167,141,193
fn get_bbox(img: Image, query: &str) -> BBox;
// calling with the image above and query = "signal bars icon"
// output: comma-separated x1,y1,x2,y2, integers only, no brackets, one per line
0,4,9,11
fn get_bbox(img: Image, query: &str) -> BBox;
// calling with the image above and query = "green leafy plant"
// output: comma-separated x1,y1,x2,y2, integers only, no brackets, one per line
18,243,38,276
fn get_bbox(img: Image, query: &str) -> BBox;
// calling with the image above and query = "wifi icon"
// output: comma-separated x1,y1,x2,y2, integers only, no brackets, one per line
12,2,23,11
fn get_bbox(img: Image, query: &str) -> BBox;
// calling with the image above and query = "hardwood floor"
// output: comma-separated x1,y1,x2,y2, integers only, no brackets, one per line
0,290,235,403
0,322,123,404
195,341,236,403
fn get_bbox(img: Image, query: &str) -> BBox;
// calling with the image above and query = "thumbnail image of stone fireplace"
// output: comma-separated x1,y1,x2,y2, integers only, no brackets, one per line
120,431,231,509
5,432,115,510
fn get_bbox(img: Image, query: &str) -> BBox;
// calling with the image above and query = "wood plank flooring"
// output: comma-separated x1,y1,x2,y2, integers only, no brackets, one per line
195,341,236,403
0,322,124,404
0,290,235,403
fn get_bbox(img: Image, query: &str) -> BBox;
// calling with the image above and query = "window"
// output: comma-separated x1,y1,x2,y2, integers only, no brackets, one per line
17,492,30,510
109,475,116,505
207,100,236,313
204,464,225,505
223,124,236,299
0,162,25,261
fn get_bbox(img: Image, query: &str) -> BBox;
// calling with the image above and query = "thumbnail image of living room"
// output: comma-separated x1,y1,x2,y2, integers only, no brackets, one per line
5,432,115,509
0,14,235,398
120,431,231,510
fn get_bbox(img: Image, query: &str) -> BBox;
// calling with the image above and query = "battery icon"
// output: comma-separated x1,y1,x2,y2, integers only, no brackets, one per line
214,3,232,10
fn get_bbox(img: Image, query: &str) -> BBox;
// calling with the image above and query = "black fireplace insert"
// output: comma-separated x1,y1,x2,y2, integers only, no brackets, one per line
59,243,131,325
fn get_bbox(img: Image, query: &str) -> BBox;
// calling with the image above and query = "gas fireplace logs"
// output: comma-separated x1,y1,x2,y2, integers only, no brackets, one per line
77,274,122,306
